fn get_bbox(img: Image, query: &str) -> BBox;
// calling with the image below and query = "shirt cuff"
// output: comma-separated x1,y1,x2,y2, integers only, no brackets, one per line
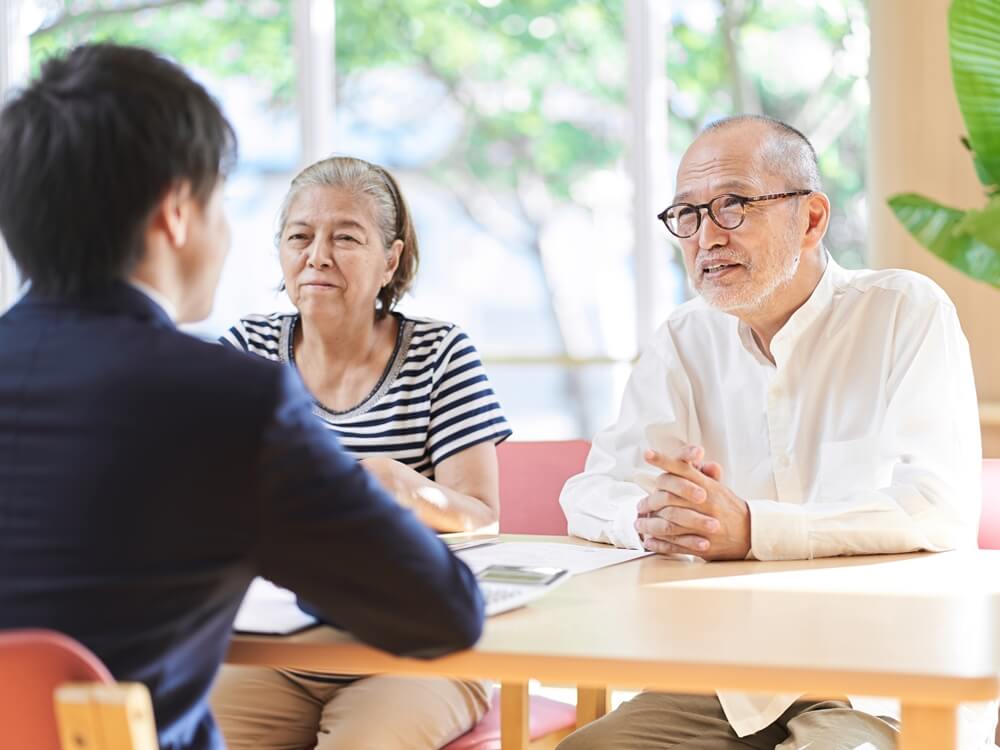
746,499,810,561
612,496,644,550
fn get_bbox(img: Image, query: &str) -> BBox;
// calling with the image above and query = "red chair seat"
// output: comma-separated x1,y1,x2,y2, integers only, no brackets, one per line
442,690,577,750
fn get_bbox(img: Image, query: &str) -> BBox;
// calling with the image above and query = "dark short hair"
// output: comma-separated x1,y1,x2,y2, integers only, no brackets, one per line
0,43,237,296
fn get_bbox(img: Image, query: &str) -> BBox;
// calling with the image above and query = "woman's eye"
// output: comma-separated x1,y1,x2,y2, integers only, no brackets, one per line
335,235,360,244
287,233,309,242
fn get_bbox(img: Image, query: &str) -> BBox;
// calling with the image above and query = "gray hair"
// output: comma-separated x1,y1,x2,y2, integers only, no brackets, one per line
701,114,823,192
276,156,420,317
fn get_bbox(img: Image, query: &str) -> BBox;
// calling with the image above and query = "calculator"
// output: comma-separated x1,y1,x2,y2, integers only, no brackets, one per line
476,564,570,616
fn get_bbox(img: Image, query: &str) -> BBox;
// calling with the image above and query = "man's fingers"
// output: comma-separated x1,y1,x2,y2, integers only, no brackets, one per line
662,506,719,535
635,506,719,539
700,461,723,482
637,490,668,516
654,473,706,504
643,447,708,485
643,534,710,556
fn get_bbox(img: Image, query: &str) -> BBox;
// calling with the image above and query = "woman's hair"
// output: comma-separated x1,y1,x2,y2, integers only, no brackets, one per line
276,156,419,318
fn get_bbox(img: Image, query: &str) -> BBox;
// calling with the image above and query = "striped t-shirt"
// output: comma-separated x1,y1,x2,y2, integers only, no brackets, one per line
221,312,511,476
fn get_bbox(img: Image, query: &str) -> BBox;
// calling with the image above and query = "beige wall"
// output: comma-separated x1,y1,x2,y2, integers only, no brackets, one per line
869,0,1000,457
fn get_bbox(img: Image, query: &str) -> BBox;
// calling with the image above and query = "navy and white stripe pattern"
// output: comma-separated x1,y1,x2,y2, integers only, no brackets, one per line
221,312,511,477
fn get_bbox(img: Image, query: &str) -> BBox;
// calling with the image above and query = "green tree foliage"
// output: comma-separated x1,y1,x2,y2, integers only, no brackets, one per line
29,0,870,266
31,1,296,104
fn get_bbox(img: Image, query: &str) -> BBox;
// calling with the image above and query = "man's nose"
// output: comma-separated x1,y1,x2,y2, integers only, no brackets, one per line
697,208,729,249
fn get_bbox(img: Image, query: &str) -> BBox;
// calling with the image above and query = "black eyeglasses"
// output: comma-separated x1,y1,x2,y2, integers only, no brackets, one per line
657,190,812,238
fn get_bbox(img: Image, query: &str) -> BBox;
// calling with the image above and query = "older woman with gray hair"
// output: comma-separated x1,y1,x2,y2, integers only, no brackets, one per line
212,156,509,749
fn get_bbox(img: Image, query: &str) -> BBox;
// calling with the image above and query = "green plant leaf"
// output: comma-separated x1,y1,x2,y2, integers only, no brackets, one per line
950,0,1000,187
955,193,1000,248
961,135,1000,189
888,192,1000,287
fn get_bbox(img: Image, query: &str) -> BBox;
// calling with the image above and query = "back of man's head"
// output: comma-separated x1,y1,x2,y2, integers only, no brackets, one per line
0,43,237,297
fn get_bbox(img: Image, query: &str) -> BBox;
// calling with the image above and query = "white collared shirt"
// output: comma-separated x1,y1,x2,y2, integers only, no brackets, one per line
560,257,985,739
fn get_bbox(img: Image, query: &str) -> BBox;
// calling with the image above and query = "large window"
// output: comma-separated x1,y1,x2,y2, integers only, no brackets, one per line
8,0,870,439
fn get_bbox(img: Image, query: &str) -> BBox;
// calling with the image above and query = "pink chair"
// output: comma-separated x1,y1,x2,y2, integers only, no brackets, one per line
496,439,592,536
442,441,594,750
442,687,579,750
0,628,157,750
978,459,1000,550
976,459,1000,746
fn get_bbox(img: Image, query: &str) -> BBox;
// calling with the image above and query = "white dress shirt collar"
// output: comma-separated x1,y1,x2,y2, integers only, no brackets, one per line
736,252,844,366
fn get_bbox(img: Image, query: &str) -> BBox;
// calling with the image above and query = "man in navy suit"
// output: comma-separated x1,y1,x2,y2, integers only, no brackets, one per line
0,44,484,750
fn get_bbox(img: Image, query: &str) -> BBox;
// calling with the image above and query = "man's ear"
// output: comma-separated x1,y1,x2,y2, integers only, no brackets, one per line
802,191,831,252
150,181,195,249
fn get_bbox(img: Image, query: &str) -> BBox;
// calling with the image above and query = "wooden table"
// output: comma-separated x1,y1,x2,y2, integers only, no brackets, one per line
228,537,1000,750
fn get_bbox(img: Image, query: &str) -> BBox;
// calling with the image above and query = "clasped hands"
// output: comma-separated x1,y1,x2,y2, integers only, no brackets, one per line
634,445,752,561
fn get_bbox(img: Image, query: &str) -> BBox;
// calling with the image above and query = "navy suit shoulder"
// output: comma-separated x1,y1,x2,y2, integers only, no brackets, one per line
0,285,483,750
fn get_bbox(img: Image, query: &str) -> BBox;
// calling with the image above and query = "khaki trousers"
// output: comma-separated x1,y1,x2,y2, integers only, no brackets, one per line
211,665,491,750
556,692,899,750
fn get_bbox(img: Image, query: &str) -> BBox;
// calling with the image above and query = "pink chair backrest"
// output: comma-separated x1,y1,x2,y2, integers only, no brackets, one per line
497,440,591,535
979,459,1000,549
0,629,114,750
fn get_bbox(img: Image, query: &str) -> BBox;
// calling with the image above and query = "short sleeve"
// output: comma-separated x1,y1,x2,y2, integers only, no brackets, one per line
219,320,250,352
219,315,286,362
426,326,511,466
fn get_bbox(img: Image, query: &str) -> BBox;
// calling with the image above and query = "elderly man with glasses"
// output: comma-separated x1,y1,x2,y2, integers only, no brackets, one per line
557,114,988,749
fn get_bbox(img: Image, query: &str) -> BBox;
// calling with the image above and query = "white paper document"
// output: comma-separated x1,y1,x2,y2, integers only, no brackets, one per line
457,542,651,576
233,577,318,635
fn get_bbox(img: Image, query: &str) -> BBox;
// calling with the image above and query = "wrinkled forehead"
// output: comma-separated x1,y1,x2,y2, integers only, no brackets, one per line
673,128,771,203
287,184,377,225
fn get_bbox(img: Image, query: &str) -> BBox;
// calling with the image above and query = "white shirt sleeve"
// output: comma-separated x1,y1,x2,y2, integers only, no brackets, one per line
560,329,695,550
749,300,982,561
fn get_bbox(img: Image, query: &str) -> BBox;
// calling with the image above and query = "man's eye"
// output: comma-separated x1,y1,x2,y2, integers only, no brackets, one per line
718,196,744,210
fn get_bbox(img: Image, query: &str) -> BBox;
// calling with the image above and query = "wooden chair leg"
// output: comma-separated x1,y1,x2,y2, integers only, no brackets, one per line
899,703,958,750
500,681,530,750
575,686,610,728
56,682,158,750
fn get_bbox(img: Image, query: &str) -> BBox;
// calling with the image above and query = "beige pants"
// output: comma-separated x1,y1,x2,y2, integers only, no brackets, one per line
211,666,491,750
556,692,899,750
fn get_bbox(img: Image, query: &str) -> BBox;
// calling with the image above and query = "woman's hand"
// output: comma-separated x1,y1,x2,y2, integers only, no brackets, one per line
360,446,499,533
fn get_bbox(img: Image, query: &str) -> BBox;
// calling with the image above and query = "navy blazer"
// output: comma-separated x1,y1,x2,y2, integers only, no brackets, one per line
0,284,484,750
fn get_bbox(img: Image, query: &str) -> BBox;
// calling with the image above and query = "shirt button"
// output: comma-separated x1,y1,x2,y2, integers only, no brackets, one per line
775,454,790,470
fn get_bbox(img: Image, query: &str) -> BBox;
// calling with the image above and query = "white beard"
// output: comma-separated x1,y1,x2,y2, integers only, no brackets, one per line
697,237,802,314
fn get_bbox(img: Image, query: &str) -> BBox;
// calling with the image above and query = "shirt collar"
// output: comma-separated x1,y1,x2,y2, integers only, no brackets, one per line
736,252,848,365
127,278,178,323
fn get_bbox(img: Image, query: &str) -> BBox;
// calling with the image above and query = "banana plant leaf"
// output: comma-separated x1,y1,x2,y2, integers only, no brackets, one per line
888,193,1000,287
955,193,1000,248
950,0,1000,187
